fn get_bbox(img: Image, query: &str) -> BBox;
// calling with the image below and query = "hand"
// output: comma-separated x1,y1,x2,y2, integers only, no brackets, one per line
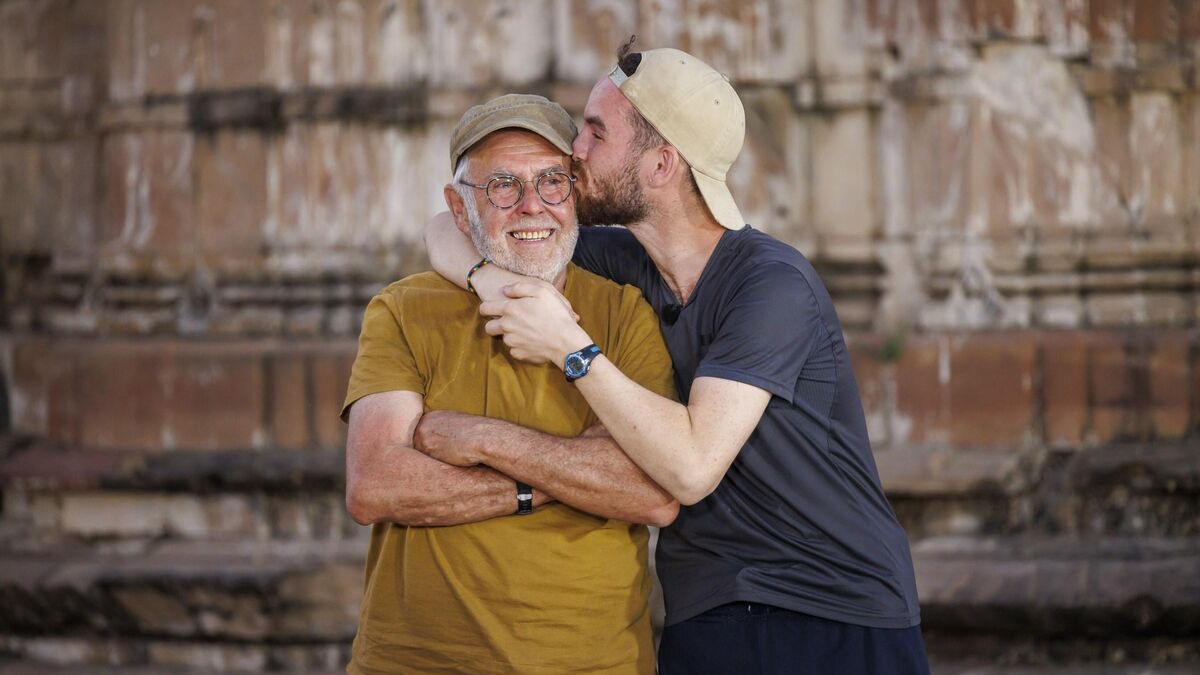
412,410,489,466
479,282,593,364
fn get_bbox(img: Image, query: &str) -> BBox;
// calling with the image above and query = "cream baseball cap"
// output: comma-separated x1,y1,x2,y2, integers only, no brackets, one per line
609,48,746,230
449,93,577,172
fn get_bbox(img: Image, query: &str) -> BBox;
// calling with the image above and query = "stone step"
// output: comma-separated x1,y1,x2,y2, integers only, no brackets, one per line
0,446,362,543
914,535,1200,637
0,539,363,642
0,644,345,674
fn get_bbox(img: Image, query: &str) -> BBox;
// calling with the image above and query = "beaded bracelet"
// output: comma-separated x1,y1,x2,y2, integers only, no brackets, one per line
466,258,492,295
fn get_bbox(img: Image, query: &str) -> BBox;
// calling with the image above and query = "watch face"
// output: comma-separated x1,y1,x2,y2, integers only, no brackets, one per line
565,354,586,376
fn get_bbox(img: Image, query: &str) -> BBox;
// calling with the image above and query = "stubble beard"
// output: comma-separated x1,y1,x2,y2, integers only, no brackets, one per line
574,158,650,227
464,204,578,284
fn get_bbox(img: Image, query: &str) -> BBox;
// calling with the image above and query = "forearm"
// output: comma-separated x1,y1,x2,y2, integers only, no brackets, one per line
347,445,547,526
480,425,678,527
573,359,711,503
424,210,525,301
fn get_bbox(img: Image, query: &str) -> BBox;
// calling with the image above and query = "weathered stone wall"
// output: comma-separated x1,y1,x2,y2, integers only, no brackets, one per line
0,1,1198,673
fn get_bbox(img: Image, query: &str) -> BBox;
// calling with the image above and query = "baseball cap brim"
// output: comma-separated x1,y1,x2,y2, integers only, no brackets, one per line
692,167,745,230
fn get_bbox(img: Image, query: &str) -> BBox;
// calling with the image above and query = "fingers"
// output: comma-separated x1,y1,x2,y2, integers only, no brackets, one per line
503,282,542,299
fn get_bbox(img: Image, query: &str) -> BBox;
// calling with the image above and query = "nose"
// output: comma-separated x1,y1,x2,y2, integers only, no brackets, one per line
572,133,588,161
515,180,545,216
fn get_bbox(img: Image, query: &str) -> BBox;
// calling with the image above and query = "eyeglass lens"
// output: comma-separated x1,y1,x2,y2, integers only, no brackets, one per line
487,172,572,208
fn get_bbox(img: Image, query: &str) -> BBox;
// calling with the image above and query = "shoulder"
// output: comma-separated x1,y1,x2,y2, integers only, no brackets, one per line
724,230,824,295
376,272,470,305
368,272,475,321
727,227,812,273
569,265,654,316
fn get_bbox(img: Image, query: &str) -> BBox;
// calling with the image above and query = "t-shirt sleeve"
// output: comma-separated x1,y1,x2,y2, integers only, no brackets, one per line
608,287,677,403
572,227,648,289
340,291,425,421
693,263,824,404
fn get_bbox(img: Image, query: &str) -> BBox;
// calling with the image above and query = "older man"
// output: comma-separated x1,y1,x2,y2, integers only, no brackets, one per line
424,46,930,675
342,94,676,674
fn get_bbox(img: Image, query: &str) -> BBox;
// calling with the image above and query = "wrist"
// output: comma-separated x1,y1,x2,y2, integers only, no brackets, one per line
558,328,594,363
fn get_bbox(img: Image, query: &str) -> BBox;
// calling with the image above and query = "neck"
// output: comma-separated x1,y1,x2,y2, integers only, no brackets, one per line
552,266,568,292
625,204,726,304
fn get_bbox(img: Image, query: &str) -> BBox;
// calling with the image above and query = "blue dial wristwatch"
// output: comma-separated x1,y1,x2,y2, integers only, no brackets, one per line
563,344,602,382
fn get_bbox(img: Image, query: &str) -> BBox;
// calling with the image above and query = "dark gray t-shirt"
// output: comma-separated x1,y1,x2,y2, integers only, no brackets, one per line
573,225,921,629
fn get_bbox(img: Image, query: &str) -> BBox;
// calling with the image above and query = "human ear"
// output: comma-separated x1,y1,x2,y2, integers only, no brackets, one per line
444,185,471,236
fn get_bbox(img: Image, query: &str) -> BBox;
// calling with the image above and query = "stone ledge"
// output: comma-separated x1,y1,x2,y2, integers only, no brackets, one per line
877,446,1034,497
0,540,362,640
1068,444,1200,494
914,535,1200,636
0,446,345,494
0,658,343,672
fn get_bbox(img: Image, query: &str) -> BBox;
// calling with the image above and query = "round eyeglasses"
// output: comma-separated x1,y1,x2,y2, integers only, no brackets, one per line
457,171,576,209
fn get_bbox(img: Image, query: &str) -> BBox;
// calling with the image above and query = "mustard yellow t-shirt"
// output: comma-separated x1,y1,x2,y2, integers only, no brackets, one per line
342,265,675,675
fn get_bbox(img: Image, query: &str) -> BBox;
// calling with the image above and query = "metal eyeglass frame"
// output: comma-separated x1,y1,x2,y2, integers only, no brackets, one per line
457,171,577,209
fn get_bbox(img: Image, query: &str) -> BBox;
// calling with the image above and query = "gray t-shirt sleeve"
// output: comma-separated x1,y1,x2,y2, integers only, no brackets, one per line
693,262,824,404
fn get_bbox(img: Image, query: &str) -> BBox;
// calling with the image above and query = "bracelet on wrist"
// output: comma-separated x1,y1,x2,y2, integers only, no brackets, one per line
466,258,492,295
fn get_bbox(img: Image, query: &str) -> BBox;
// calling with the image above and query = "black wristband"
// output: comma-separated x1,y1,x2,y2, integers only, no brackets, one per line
515,482,533,515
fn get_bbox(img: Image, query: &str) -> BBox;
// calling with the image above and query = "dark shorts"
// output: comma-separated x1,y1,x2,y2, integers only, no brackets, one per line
657,602,930,675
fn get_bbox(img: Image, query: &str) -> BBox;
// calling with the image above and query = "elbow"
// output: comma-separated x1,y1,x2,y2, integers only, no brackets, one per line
345,481,382,526
646,499,680,528
671,473,721,507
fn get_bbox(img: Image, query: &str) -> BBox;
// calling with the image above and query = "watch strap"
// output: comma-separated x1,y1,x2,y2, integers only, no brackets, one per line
564,344,602,382
515,481,534,515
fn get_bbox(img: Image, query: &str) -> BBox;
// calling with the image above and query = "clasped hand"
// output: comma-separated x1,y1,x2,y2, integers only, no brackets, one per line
479,281,591,365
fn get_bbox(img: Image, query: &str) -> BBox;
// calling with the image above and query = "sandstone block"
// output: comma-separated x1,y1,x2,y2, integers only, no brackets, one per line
196,130,268,266
552,0,638,84
814,0,872,79
728,89,809,248
100,131,196,274
0,142,37,255
1089,0,1136,67
969,0,1045,42
9,339,80,442
812,108,876,263
1148,332,1192,440
146,642,267,672
893,333,1036,448
267,354,311,450
897,101,971,240
632,0,810,83
197,0,270,90
76,343,266,451
312,351,352,449
1042,331,1089,447
426,0,553,87
367,0,432,86
0,1,28,83
1132,0,1179,63
1129,92,1185,229
1086,293,1192,327
1086,332,1142,443
1042,0,1090,57
60,492,172,538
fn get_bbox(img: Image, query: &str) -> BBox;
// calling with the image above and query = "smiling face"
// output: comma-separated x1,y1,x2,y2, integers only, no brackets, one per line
571,78,651,226
451,129,579,286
